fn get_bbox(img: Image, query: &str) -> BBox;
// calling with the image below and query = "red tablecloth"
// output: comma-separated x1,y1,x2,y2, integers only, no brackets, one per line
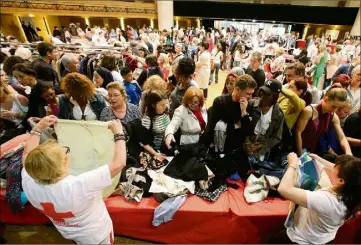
1,183,360,244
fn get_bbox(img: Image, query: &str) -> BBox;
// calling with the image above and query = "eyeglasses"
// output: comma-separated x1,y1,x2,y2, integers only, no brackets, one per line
108,93,121,98
63,146,70,154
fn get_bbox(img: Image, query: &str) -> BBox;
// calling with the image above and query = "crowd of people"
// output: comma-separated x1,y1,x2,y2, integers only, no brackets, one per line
1,23,361,244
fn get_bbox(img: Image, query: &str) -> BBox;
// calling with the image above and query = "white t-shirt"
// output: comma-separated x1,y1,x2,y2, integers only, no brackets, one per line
70,97,97,121
211,49,223,64
254,105,273,136
287,189,347,244
22,165,113,244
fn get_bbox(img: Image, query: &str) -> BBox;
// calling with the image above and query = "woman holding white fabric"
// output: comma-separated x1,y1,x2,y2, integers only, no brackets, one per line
22,116,126,244
194,42,211,98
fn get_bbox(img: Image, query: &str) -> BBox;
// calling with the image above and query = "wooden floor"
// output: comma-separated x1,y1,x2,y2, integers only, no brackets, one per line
2,71,228,244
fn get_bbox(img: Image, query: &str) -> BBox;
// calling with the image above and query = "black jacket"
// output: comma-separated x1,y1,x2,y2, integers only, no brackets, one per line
201,94,250,153
245,67,266,96
31,58,60,93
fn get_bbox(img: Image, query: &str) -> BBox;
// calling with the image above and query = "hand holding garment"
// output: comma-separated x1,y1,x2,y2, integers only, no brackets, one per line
284,153,325,228
55,119,120,198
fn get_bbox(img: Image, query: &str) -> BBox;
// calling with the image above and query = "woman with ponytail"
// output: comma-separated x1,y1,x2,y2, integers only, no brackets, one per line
278,78,312,130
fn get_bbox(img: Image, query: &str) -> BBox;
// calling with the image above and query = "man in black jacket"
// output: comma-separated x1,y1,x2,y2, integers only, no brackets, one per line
245,52,265,97
201,74,257,154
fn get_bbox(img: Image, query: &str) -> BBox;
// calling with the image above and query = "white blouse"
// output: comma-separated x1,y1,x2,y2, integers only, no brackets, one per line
70,97,97,121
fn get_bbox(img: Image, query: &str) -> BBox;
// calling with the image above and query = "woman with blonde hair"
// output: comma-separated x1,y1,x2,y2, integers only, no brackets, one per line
158,53,170,81
165,86,207,148
295,85,352,156
139,75,167,115
312,44,328,88
58,73,106,121
270,47,285,78
21,116,126,244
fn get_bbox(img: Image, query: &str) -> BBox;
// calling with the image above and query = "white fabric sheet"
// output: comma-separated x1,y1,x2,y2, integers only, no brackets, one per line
55,119,120,199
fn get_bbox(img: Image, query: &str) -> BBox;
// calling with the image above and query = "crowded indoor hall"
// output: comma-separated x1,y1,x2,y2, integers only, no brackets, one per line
0,0,360,244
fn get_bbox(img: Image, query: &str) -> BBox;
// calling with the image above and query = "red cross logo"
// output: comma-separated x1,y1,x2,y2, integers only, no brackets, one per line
39,202,75,222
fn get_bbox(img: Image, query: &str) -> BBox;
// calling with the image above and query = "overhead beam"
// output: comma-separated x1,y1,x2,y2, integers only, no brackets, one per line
0,0,157,18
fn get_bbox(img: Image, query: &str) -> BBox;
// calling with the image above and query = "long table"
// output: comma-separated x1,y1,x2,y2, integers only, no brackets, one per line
1,181,360,244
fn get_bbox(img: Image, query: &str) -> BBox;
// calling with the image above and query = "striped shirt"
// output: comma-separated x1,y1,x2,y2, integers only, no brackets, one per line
142,114,170,150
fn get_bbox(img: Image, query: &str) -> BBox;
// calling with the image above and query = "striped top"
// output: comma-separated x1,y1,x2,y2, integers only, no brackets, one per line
142,113,170,150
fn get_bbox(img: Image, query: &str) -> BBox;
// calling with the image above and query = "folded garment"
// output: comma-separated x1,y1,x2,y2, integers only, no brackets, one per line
152,195,187,227
115,167,152,202
148,169,195,196
244,174,280,203
195,178,227,202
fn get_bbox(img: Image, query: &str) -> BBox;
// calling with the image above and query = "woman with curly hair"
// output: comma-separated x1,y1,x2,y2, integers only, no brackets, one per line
58,73,106,120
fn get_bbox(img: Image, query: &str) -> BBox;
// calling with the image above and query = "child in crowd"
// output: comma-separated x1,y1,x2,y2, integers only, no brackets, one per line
22,116,126,244
120,66,142,105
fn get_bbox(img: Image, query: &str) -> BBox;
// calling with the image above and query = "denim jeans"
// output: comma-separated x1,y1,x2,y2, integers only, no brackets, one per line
210,63,221,83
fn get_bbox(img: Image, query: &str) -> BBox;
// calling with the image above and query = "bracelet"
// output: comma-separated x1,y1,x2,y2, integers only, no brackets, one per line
114,133,127,142
30,130,42,136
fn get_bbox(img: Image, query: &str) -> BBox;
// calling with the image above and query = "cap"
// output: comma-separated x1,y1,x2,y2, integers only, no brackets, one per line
260,79,282,94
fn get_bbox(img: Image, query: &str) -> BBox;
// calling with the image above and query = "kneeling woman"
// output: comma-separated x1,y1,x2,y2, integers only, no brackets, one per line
165,87,207,148
272,153,361,244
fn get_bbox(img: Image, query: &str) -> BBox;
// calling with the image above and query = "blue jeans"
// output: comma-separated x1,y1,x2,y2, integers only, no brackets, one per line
210,63,221,83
